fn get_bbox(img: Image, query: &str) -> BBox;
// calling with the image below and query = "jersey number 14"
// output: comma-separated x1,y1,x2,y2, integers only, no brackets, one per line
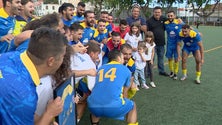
98,68,117,82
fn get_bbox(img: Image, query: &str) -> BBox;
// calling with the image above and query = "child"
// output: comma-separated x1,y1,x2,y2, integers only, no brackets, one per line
124,22,143,56
144,31,156,88
133,41,149,89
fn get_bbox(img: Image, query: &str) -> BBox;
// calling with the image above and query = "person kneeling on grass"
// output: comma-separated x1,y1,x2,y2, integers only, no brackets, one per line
87,50,138,125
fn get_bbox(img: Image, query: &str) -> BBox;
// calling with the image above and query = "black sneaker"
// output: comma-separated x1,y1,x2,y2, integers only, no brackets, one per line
159,72,169,76
169,72,174,78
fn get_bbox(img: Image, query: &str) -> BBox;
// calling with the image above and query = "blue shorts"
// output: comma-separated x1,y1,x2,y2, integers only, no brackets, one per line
166,45,178,59
88,98,134,119
182,45,199,55
76,78,91,97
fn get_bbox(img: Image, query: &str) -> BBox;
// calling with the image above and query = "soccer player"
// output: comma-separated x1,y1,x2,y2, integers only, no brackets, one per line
59,3,75,27
87,49,138,125
80,10,95,45
102,31,125,64
68,22,84,45
108,13,115,29
0,27,67,124
92,19,109,46
120,43,137,97
11,12,65,52
72,2,85,23
0,0,22,53
13,0,35,36
164,10,184,80
99,11,113,36
177,24,204,84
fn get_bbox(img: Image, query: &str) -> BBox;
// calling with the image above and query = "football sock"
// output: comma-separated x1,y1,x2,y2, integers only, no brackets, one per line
168,60,174,72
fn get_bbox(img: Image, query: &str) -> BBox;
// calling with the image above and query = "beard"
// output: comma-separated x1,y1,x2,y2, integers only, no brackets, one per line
86,20,94,27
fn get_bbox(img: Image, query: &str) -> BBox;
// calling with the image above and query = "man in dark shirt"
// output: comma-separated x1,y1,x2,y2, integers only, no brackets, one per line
146,6,169,76
126,4,147,33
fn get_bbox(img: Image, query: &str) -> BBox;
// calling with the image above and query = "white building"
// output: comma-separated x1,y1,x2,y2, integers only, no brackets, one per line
34,0,82,16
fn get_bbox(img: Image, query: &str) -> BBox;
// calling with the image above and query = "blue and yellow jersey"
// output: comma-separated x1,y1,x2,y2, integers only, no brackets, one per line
0,8,15,53
13,15,33,36
93,29,109,43
80,22,95,45
102,38,125,64
68,40,78,46
164,19,183,46
62,17,73,27
0,51,40,124
125,58,136,74
72,12,84,23
16,38,30,53
88,61,131,107
95,20,112,34
178,30,202,48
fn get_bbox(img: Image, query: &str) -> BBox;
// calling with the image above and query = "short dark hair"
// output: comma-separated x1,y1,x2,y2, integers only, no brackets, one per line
59,3,74,14
21,0,32,5
97,19,106,24
77,2,85,7
101,11,109,15
153,6,162,11
28,27,67,64
3,0,12,8
23,12,61,31
111,31,121,37
182,24,190,29
120,43,132,52
108,49,122,62
84,10,94,18
86,42,101,54
167,10,175,14
119,19,128,25
70,22,84,32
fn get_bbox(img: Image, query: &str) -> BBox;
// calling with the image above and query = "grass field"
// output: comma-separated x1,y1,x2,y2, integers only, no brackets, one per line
78,26,222,125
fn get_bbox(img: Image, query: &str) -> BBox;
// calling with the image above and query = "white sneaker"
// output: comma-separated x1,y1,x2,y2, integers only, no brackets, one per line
150,82,156,88
141,84,149,89
180,75,187,81
173,74,178,80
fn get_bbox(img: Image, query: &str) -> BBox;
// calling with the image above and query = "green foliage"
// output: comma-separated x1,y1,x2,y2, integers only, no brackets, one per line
44,0,58,4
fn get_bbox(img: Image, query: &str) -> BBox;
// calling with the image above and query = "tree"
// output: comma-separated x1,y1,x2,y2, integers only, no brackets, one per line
82,0,152,19
156,0,184,12
188,0,220,24
44,0,58,4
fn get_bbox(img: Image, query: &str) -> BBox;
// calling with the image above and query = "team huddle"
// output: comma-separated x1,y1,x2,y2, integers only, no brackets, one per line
0,0,204,125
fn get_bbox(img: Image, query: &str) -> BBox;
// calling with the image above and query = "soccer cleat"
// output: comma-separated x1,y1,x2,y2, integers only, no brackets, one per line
169,72,174,78
195,78,201,84
150,82,156,88
173,74,178,80
141,84,149,89
180,75,187,81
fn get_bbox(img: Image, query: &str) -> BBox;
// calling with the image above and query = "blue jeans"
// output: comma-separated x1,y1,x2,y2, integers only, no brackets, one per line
134,68,146,86
155,45,165,73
